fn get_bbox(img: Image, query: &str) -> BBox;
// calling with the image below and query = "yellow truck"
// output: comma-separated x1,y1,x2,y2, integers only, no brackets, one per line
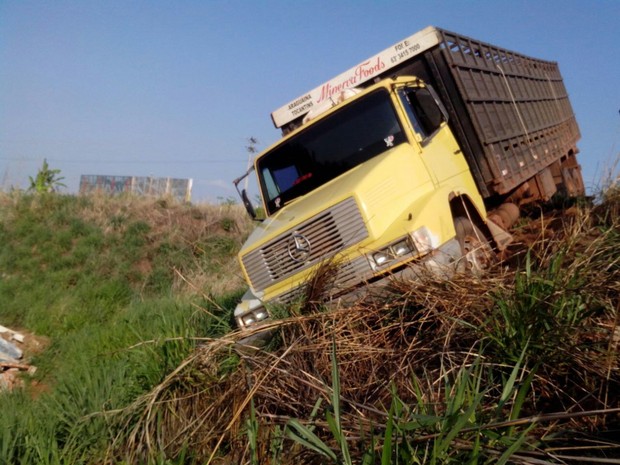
232,26,584,332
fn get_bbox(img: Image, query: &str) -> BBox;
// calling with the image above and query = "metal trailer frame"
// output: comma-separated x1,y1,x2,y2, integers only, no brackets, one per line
427,29,581,201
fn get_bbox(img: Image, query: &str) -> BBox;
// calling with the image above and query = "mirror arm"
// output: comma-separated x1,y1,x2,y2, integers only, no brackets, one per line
233,167,259,220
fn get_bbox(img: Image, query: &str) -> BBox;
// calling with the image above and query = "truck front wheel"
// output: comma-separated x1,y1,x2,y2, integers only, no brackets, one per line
453,217,496,275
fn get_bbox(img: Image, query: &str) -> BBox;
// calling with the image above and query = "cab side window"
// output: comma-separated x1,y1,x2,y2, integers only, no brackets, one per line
401,87,446,139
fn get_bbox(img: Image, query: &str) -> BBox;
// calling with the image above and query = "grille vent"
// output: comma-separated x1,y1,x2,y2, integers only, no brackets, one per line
242,197,368,291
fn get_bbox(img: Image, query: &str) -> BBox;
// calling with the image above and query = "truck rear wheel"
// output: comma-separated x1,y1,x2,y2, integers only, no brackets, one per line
453,217,496,275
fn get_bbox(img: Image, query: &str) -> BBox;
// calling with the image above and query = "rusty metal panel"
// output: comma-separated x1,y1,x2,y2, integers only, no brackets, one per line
435,29,580,197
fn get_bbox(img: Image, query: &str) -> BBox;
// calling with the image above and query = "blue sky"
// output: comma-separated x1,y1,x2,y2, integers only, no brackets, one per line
1,0,619,202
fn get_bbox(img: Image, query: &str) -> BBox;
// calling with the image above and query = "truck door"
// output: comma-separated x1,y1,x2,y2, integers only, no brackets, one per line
397,85,470,187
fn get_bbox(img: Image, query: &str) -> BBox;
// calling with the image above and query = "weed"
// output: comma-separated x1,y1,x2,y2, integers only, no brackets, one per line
28,159,66,193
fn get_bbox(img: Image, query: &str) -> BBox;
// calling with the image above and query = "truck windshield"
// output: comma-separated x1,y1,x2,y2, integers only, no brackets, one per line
258,89,405,215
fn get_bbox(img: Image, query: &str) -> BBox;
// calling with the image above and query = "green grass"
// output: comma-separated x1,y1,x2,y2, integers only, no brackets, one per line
0,300,199,464
0,192,251,465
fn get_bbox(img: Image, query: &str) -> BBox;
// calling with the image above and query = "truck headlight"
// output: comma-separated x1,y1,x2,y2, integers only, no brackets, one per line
234,290,270,329
392,239,413,256
373,250,391,266
370,236,416,269
239,307,269,328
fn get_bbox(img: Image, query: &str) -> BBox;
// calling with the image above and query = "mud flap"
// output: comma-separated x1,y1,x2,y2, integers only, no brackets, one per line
486,219,513,252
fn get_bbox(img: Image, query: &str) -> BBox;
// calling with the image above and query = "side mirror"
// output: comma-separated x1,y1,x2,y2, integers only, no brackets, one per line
241,189,256,219
412,87,445,134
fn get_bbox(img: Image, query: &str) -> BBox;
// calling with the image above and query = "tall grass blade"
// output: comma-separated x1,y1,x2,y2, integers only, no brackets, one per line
498,341,529,411
330,337,352,465
495,425,533,465
285,419,338,462
246,398,259,465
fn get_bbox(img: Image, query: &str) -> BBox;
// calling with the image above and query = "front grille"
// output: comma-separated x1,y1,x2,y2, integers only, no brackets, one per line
274,255,373,306
242,197,368,291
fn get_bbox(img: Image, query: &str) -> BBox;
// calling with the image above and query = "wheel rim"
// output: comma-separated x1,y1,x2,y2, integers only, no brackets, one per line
461,233,494,273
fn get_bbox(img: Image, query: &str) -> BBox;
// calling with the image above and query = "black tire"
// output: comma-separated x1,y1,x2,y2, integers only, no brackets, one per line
453,216,496,275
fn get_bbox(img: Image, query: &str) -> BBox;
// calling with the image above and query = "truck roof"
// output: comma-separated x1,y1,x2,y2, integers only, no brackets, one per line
271,26,442,129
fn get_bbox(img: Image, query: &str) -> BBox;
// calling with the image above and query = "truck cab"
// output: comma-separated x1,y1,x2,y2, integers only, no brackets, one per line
234,76,491,331
233,26,583,333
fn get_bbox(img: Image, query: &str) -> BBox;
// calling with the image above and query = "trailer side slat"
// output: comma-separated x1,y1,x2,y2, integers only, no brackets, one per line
434,29,580,196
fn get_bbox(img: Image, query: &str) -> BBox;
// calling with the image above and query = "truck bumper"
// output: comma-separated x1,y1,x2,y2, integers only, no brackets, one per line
233,237,463,347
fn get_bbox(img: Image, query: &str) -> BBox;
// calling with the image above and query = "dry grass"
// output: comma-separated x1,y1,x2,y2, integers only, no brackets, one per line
113,229,612,460
74,193,253,296
76,192,253,239
106,188,620,464
112,288,618,463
